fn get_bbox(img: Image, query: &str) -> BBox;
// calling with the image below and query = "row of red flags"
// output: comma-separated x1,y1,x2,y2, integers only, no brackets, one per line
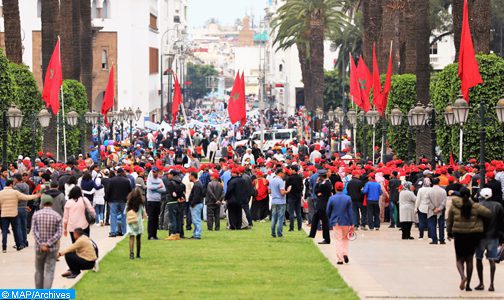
42,0,480,128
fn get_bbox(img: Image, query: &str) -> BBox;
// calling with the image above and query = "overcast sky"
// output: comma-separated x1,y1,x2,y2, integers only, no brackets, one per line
188,0,267,28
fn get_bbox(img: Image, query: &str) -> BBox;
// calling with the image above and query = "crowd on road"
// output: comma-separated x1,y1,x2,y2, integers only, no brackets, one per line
0,107,503,293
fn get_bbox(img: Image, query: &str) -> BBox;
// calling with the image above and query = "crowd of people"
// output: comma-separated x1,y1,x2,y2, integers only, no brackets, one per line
0,108,503,292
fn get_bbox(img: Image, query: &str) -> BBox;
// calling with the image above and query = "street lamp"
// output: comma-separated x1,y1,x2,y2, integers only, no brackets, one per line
390,106,403,126
411,102,426,127
347,109,357,156
359,110,367,160
452,95,470,162
335,107,345,152
327,109,334,150
135,107,142,122
7,105,23,129
496,97,504,123
107,111,116,140
37,109,51,128
365,109,379,165
66,110,79,127
443,105,456,126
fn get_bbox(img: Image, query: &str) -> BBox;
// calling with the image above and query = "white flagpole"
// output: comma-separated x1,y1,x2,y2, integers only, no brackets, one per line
61,85,67,162
56,112,60,162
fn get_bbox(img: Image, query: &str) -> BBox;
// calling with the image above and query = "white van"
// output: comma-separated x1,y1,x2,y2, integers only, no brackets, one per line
236,129,298,150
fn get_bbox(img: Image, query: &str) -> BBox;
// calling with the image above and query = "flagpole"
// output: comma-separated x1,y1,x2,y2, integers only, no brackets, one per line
56,111,60,162
372,123,376,166
180,102,194,152
61,85,67,162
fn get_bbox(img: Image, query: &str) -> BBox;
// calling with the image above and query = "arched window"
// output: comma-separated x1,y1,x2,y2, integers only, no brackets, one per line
279,64,283,72
102,0,109,18
37,0,41,18
101,49,108,70
91,0,97,19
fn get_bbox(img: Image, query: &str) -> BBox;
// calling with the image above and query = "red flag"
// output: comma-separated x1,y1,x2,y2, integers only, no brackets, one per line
372,43,383,115
458,0,483,102
356,55,372,112
449,152,455,168
172,74,183,127
228,72,246,126
42,37,62,115
101,65,114,124
349,53,363,109
381,44,393,113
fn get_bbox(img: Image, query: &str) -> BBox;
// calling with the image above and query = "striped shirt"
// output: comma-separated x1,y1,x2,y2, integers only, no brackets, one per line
32,207,63,252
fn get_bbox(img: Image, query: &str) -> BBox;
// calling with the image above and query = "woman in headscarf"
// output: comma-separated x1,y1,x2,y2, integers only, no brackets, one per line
399,181,416,240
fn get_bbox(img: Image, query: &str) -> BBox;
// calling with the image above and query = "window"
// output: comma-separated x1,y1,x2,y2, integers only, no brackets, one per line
149,13,158,30
102,0,109,18
101,49,108,69
149,47,159,74
91,0,97,18
275,132,291,140
429,42,438,55
37,0,41,18
279,64,283,72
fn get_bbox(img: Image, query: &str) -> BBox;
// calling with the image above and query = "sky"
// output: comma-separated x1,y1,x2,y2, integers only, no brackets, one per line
188,0,267,28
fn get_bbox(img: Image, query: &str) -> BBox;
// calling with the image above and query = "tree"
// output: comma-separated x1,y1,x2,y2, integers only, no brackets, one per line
323,69,345,109
490,0,504,57
414,0,432,161
41,0,59,80
60,0,75,79
2,0,22,64
271,0,347,111
186,63,218,100
362,0,382,67
71,0,81,80
80,0,93,109
453,0,491,60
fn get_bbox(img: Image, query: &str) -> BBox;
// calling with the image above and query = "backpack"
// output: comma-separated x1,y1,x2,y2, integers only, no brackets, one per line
91,239,99,258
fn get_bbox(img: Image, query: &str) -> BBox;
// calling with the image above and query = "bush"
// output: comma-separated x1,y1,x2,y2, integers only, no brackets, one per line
431,54,504,162
62,80,89,157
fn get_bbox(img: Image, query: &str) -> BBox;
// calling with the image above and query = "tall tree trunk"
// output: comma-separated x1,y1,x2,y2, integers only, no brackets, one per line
60,0,75,79
399,0,416,74
2,0,23,64
415,0,431,162
72,0,81,80
310,9,325,113
297,42,312,111
453,0,491,60
381,0,402,73
362,0,382,67
80,0,93,110
41,0,60,158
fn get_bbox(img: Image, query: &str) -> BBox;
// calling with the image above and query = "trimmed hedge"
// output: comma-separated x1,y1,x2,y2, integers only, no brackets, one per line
62,80,89,157
431,54,504,162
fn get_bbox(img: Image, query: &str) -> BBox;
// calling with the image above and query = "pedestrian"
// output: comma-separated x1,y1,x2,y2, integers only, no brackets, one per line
346,171,366,230
225,168,246,230
126,188,146,259
92,173,105,226
40,181,66,217
270,168,290,238
308,169,332,244
164,170,185,240
363,172,382,231
63,186,95,243
188,172,204,239
32,195,63,288
327,182,354,264
59,228,97,279
251,171,269,221
388,171,401,228
285,165,303,231
447,187,492,291
13,173,30,248
0,180,40,252
205,173,224,231
399,182,416,240
474,188,504,292
415,178,432,240
105,168,132,237
428,177,447,244
146,167,166,240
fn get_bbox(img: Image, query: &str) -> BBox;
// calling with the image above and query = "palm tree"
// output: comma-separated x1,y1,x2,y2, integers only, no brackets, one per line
453,0,491,59
41,0,59,80
71,0,81,80
415,0,431,161
2,0,22,63
271,0,347,111
60,0,74,79
80,0,93,109
362,0,382,67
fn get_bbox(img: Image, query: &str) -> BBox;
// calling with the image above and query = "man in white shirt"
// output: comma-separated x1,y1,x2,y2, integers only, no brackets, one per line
241,149,255,166
208,139,218,163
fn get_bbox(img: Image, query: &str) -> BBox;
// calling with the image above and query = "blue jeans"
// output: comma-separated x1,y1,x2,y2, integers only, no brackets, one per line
418,212,428,238
352,202,367,227
428,213,445,243
17,208,28,247
271,204,286,237
190,203,203,238
1,217,20,250
109,202,126,235
366,201,380,229
94,204,105,224
389,202,397,227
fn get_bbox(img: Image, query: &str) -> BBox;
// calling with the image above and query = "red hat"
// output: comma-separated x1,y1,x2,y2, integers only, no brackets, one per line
314,158,321,163
256,171,264,177
46,152,53,158
238,166,245,173
469,158,477,164
486,172,495,179
211,172,220,179
37,151,44,157
334,182,344,191
146,163,152,169
368,172,376,179
231,168,240,174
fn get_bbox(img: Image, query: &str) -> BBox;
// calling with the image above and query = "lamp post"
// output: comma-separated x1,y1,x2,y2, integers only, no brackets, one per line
347,109,357,156
33,109,51,164
359,111,367,161
451,95,470,162
107,111,116,141
336,107,345,152
2,105,24,164
166,52,176,122
365,109,379,165
408,102,427,164
327,109,334,152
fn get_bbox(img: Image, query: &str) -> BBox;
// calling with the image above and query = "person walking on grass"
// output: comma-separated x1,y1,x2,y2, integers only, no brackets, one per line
327,182,354,264
188,172,204,239
474,188,504,292
447,187,491,291
146,167,166,240
205,173,224,231
32,195,62,288
270,168,290,238
126,189,146,259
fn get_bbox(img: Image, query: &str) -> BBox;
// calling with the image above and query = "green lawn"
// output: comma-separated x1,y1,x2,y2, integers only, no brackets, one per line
74,222,357,300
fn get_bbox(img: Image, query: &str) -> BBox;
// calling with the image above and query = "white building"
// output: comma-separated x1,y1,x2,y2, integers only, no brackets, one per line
0,0,187,123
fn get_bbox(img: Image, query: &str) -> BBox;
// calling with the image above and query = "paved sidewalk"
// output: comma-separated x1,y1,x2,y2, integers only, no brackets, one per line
0,224,124,288
308,226,504,299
